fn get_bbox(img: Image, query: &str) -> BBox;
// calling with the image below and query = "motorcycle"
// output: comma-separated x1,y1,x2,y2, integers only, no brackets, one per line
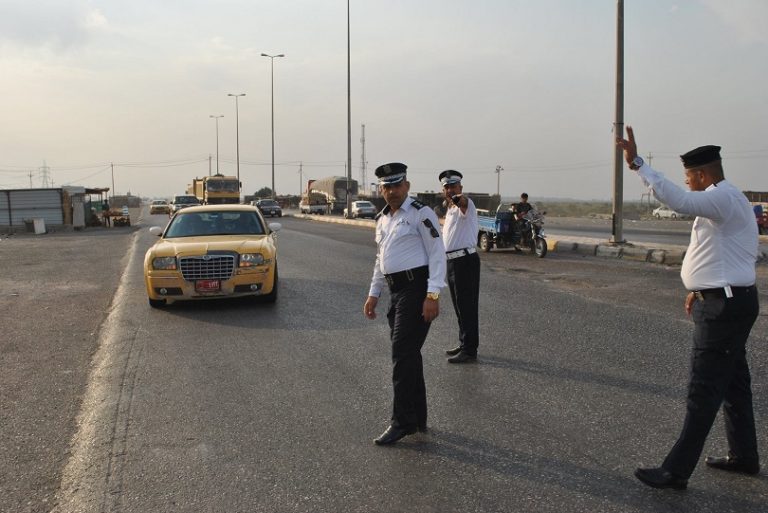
516,208,548,258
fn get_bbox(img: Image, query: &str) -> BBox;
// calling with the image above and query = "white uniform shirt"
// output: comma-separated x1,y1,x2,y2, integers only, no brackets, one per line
636,164,757,290
368,196,447,297
442,198,479,252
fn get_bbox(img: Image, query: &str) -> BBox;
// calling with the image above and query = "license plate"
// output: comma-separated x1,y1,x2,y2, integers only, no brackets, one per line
195,279,221,292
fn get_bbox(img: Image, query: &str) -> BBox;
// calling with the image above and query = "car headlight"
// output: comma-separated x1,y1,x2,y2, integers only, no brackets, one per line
240,253,266,267
152,256,177,270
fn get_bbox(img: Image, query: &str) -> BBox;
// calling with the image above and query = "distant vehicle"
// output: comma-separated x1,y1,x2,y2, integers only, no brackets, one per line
299,192,328,215
253,199,283,218
170,194,201,215
344,200,377,219
309,176,359,213
652,206,688,219
149,200,170,215
187,174,241,204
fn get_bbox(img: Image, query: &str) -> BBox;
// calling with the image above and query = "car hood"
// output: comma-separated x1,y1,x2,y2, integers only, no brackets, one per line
150,236,272,257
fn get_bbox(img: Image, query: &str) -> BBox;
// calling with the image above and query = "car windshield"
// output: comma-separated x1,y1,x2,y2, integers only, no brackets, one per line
206,179,239,193
175,196,199,204
153,200,166,205
356,201,373,207
165,211,266,237
259,200,279,207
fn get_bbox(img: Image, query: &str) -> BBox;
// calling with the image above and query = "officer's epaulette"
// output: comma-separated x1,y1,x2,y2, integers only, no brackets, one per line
410,199,425,210
375,204,391,220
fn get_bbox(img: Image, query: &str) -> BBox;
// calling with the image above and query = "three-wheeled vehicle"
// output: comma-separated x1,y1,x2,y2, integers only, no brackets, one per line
477,208,547,257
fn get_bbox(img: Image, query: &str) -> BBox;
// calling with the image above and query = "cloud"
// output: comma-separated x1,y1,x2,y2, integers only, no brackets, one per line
0,1,106,49
702,0,768,44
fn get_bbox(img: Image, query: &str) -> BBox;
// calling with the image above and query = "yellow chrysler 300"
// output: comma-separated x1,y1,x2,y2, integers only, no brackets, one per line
144,204,280,308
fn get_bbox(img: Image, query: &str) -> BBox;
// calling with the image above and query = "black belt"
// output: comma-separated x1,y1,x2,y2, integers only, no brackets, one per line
693,285,755,301
385,265,429,291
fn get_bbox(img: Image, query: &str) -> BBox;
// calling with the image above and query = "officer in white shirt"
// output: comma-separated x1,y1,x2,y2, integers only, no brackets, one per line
439,170,481,363
618,127,760,490
363,162,446,445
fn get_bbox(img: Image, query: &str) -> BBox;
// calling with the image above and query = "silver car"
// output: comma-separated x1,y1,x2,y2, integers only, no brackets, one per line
344,200,377,219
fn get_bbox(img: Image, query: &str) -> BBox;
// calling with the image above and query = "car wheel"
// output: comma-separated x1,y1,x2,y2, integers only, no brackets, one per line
149,298,166,308
260,265,278,303
655,214,661,219
671,213,677,219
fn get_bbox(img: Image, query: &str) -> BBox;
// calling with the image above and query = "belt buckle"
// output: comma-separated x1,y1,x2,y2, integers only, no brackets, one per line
406,268,414,281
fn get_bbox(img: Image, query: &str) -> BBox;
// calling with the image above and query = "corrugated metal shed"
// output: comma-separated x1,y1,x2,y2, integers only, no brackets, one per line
0,189,64,227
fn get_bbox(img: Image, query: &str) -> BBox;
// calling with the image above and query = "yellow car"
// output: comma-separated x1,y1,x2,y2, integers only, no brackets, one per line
144,204,280,307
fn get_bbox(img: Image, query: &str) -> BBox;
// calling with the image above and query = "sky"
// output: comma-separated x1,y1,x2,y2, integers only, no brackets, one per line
1,0,766,201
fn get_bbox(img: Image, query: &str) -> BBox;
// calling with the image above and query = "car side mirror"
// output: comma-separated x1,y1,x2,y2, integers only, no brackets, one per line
149,226,163,236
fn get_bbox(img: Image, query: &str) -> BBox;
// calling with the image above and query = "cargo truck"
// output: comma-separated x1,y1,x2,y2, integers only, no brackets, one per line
187,174,241,204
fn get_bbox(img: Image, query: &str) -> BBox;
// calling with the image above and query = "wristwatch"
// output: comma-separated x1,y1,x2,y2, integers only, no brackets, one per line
630,156,644,170
426,292,440,301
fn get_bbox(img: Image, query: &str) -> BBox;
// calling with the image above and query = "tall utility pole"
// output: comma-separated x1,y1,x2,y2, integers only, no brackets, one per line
208,154,212,176
495,165,503,197
345,0,353,216
261,53,285,199
111,162,115,200
210,115,224,175
360,124,367,195
611,0,626,243
28,170,34,188
227,93,246,184
298,162,304,195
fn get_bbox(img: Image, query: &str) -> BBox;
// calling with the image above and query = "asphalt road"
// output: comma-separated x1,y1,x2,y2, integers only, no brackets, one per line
3,212,767,512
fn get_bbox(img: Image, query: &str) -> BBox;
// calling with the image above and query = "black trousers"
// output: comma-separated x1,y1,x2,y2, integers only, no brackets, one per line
446,252,481,355
663,286,760,478
387,278,431,430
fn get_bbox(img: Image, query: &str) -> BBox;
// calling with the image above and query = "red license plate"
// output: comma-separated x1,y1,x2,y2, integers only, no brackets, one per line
195,279,221,292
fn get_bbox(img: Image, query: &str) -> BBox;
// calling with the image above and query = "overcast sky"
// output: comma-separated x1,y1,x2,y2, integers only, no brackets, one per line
1,0,766,200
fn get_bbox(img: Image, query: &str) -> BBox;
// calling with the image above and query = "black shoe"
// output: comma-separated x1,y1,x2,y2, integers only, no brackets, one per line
448,352,477,364
705,455,760,475
445,346,462,356
374,425,416,445
634,467,688,490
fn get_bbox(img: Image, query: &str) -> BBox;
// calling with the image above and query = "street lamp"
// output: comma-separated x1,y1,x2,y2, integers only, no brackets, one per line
209,114,224,175
227,94,245,184
261,53,284,199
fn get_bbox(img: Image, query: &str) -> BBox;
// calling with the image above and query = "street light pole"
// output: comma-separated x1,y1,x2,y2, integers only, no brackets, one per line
261,53,284,199
227,93,246,185
346,0,353,217
209,115,224,175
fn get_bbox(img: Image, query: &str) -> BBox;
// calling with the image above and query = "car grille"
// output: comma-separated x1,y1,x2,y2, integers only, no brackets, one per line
179,254,235,280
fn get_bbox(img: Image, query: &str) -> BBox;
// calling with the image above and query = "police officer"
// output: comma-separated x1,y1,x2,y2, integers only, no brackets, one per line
363,162,446,445
439,170,481,363
617,127,761,489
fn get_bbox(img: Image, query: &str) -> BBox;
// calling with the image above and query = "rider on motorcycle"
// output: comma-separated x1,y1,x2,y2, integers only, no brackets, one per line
512,193,533,250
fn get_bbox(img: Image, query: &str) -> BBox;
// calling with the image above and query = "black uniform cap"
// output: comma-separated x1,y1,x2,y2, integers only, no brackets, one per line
680,145,722,169
439,169,463,186
375,162,407,185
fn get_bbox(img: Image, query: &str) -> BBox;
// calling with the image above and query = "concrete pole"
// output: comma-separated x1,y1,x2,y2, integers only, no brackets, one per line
346,0,353,217
611,0,625,243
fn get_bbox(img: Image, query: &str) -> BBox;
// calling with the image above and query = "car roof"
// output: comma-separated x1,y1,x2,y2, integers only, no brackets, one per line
176,204,258,213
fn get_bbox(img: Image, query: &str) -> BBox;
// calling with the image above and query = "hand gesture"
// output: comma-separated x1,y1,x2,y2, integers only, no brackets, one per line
615,125,639,168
